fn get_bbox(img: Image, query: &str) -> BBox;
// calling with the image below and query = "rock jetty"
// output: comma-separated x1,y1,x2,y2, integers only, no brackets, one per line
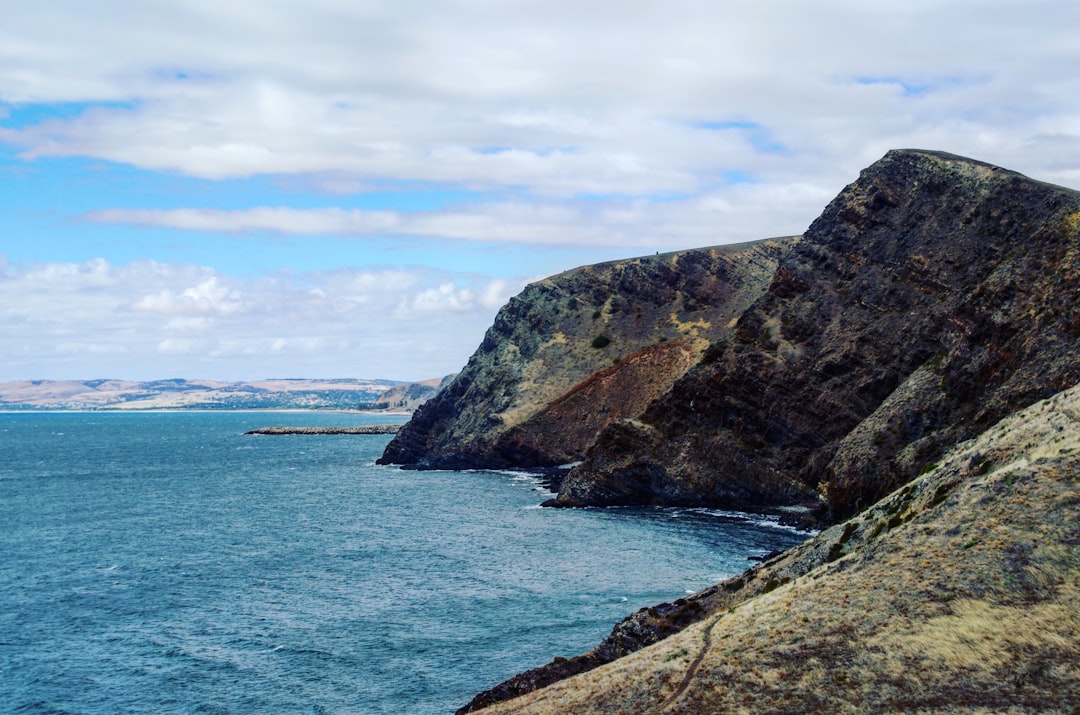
245,425,401,435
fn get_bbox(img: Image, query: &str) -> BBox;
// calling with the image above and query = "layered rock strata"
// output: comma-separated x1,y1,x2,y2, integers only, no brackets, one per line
384,150,1080,525
559,150,1080,521
378,239,792,469
378,149,1080,712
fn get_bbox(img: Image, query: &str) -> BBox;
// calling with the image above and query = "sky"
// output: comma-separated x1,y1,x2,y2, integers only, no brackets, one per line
2,1,1079,382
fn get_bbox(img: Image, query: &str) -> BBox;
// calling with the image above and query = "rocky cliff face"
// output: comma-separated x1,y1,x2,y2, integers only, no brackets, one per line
378,239,791,468
558,150,1080,521
369,375,450,412
380,149,1080,712
383,150,1079,527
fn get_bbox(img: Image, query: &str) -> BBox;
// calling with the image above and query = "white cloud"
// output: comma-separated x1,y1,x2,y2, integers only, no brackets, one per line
1,0,1078,198
0,255,526,381
2,1,1080,380
83,186,832,249
130,277,245,317
404,283,479,316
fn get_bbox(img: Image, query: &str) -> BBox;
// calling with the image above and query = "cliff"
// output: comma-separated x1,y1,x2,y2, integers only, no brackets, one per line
367,376,451,412
384,150,1080,526
558,150,1080,520
381,149,1080,712
378,239,792,468
466,379,1080,713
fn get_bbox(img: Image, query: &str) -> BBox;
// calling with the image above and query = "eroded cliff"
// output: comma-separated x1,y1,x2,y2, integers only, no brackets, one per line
557,150,1080,520
378,239,792,469
379,149,1080,713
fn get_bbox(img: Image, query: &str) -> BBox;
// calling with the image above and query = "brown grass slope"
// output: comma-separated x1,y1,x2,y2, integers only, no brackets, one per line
560,150,1080,519
379,239,793,469
474,380,1080,714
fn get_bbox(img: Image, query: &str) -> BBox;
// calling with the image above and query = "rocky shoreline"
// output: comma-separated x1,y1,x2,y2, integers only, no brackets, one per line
382,150,1080,712
244,425,401,435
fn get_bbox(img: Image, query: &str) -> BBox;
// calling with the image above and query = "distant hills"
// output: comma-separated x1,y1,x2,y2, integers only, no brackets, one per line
361,375,454,412
0,377,448,411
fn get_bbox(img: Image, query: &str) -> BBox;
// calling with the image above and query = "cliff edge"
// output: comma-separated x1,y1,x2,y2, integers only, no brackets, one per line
379,149,1080,712
378,239,792,469
383,150,1079,527
558,150,1080,521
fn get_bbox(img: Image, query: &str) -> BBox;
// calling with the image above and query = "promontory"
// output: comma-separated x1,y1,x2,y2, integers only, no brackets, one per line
379,150,1079,712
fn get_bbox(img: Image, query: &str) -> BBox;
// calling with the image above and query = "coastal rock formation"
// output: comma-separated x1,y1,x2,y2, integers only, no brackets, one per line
378,239,792,469
367,375,452,412
382,149,1080,712
384,150,1079,526
467,380,1080,713
558,150,1080,521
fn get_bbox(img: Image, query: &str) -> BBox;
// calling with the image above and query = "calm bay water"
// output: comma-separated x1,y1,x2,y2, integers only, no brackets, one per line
1,412,807,714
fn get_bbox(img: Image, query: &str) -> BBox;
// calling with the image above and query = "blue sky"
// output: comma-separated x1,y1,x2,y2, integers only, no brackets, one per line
2,1,1079,382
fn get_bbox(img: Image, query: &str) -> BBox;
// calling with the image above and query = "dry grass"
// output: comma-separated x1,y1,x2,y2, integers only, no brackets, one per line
475,383,1080,714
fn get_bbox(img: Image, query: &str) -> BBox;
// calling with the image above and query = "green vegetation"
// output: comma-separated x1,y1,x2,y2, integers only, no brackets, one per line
664,648,690,662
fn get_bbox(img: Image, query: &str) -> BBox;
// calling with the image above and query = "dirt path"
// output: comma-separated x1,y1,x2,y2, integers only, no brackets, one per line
649,614,724,714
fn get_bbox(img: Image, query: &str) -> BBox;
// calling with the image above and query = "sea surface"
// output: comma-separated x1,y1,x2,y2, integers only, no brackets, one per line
1,411,808,714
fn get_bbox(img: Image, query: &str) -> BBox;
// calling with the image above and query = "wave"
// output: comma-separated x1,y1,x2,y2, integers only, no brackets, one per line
685,507,817,535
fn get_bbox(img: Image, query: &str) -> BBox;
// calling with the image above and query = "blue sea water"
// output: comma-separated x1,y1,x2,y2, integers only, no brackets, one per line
0,412,808,714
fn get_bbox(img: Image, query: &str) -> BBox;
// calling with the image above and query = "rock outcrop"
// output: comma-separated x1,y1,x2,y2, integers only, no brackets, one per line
383,150,1080,526
558,150,1080,521
244,425,401,435
379,149,1080,712
467,380,1080,713
367,376,451,412
378,239,792,469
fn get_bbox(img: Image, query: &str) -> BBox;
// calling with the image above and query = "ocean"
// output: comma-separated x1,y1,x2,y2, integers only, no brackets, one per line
0,411,807,714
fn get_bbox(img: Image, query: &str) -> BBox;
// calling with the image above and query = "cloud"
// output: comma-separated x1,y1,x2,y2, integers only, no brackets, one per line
0,255,526,381
1,0,1078,199
129,277,245,317
83,183,834,249
2,1,1080,382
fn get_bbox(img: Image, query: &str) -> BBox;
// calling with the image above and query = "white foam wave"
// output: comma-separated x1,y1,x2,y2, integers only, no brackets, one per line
686,507,817,535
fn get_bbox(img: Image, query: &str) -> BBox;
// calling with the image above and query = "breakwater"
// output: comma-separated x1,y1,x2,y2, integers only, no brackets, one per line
245,425,401,435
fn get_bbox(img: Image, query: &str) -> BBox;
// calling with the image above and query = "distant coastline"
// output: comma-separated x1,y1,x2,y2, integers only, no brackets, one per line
0,378,442,412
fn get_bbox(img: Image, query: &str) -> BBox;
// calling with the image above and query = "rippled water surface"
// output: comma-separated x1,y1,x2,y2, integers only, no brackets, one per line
1,412,807,714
